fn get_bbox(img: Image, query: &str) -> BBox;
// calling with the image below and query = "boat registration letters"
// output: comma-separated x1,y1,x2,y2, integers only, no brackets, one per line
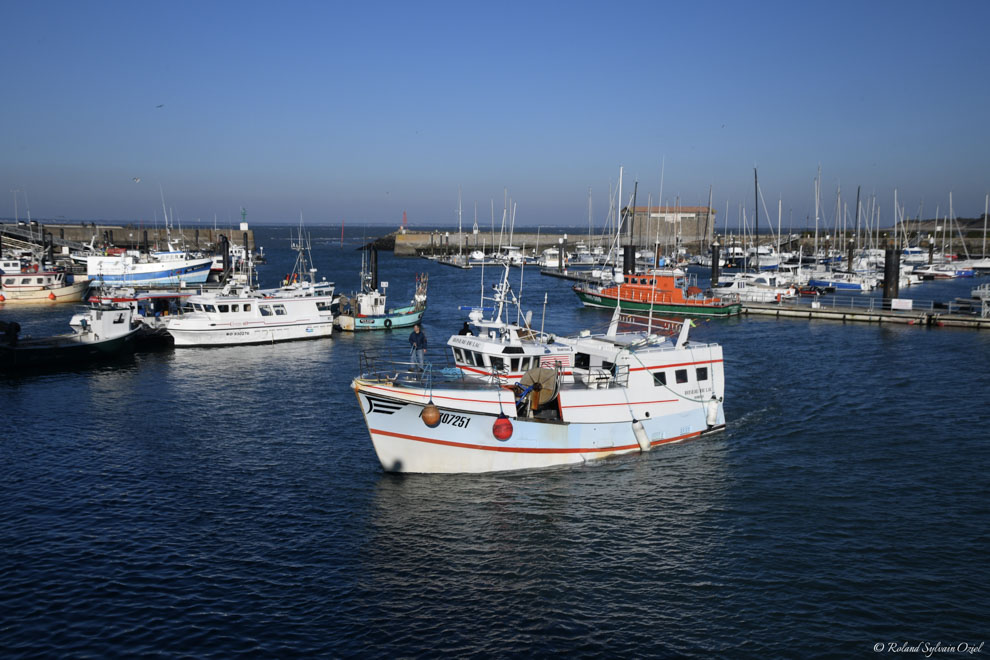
418,409,471,428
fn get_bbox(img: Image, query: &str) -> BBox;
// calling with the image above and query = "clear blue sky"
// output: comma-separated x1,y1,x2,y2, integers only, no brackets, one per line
2,0,989,229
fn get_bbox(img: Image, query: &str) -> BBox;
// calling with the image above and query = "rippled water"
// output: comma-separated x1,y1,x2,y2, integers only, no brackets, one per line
2,228,988,658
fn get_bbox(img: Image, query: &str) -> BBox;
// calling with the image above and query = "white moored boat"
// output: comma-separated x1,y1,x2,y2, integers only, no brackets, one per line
85,250,213,286
166,286,334,346
0,270,90,304
352,312,726,474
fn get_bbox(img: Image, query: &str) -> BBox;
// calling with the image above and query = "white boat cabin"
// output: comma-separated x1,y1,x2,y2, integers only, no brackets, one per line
2,271,71,291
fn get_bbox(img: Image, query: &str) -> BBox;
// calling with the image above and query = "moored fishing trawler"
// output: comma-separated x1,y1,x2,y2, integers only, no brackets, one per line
334,247,428,331
165,224,336,347
0,270,90,304
352,311,726,474
0,301,139,369
165,285,335,347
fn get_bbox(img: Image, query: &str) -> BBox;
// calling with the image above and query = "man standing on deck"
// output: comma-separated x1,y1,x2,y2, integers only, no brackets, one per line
409,323,427,371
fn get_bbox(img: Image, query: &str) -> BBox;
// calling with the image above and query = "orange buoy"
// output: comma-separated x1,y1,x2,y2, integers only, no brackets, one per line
422,402,441,428
48,292,57,300
0,294,5,302
492,414,513,441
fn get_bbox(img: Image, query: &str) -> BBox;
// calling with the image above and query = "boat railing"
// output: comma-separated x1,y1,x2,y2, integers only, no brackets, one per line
357,347,466,387
614,312,684,337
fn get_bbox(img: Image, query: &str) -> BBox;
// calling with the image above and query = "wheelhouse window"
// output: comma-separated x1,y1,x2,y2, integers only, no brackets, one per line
575,353,590,369
218,304,229,313
260,305,273,316
490,356,505,371
675,369,688,384
3,278,12,285
205,304,218,313
273,304,287,316
696,367,709,381
509,357,519,372
230,304,240,312
653,371,667,387
243,304,251,312
452,348,464,362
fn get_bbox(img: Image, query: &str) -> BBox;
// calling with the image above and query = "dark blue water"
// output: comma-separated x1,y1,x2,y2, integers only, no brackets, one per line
2,227,988,658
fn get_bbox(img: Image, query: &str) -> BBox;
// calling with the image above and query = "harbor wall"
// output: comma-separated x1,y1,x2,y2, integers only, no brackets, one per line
1,222,253,250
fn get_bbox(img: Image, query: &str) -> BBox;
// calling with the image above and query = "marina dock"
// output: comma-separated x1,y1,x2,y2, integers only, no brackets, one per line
742,297,990,328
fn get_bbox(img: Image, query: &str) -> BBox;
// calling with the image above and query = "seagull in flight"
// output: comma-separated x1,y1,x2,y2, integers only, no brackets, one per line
156,104,164,108
133,177,141,183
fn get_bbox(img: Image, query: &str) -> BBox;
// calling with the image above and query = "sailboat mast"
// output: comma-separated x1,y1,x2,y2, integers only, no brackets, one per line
704,185,713,254
458,186,463,258
753,167,759,272
814,167,820,265
777,197,782,259
983,193,988,258
587,186,593,246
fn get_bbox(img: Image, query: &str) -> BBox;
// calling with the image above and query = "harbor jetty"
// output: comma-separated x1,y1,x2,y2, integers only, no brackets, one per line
1,221,254,253
393,229,602,257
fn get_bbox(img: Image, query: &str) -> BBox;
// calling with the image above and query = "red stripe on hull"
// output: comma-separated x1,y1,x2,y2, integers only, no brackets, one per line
368,427,702,454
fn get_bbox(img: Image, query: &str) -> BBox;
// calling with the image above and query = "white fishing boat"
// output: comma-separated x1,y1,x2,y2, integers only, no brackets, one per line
165,285,334,347
86,250,213,286
1,302,139,369
0,270,90,304
352,312,726,474
165,226,335,347
87,289,192,345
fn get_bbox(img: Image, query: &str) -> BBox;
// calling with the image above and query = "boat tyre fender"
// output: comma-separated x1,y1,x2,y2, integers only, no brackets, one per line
384,318,392,329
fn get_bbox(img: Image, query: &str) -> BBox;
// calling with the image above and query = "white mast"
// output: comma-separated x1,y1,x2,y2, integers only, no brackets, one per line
617,166,624,249
983,193,988,257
